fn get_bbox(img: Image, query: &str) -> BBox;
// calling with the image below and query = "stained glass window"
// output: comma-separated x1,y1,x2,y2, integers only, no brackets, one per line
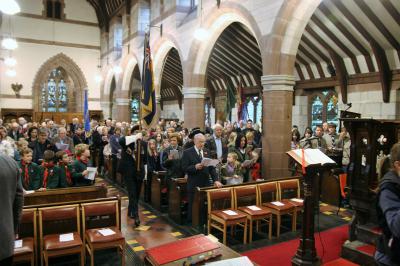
326,94,339,128
131,94,140,122
243,96,262,126
256,99,262,125
311,96,323,130
41,68,68,112
205,98,211,126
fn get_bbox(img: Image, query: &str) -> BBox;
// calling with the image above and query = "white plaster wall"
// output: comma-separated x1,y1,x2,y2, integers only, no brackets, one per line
292,95,308,134
0,1,101,111
161,101,184,120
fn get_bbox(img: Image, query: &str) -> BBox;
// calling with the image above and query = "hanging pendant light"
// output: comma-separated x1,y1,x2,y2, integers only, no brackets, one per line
4,57,17,67
94,74,103,83
2,37,18,50
0,0,21,15
6,69,17,77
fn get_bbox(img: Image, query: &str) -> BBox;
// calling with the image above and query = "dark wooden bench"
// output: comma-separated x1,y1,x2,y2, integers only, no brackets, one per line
168,178,188,224
150,171,167,212
24,185,108,207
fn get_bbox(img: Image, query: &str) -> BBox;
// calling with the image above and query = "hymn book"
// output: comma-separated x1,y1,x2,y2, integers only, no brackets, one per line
286,149,336,167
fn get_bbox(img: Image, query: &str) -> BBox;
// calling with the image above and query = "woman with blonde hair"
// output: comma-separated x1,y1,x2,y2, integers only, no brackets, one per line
221,152,244,185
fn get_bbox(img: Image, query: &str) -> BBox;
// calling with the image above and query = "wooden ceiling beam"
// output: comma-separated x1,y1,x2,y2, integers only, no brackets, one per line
296,54,315,79
298,44,325,78
311,15,361,73
301,35,331,63
319,1,375,72
295,63,305,81
370,40,392,103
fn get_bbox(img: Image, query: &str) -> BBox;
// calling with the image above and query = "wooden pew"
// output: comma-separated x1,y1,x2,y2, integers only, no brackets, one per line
168,178,188,224
24,185,108,207
191,177,301,230
150,171,167,212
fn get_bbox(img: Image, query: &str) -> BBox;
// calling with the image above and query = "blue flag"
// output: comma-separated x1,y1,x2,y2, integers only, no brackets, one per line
141,33,156,127
84,89,90,132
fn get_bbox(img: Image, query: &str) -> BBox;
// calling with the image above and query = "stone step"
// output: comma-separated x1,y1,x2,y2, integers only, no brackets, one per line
323,258,359,266
342,240,376,266
356,223,382,245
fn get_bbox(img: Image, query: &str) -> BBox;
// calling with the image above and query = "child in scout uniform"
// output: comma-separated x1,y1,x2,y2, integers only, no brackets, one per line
56,150,74,187
19,147,41,190
39,150,60,190
72,144,92,186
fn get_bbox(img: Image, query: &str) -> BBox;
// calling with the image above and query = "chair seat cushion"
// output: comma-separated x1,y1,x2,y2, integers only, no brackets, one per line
86,227,124,244
14,237,34,255
238,206,271,217
44,232,82,251
263,201,294,211
211,209,247,221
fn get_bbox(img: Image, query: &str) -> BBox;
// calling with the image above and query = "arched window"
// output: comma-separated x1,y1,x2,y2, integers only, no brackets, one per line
205,98,211,126
41,68,68,112
243,95,262,125
45,0,64,19
131,93,140,122
309,90,339,130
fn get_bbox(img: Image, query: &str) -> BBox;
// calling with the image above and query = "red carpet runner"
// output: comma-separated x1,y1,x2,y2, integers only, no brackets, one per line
242,225,349,266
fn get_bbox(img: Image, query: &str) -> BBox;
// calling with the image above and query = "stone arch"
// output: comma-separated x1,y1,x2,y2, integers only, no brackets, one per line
186,2,264,88
32,53,88,112
152,34,185,96
120,54,141,92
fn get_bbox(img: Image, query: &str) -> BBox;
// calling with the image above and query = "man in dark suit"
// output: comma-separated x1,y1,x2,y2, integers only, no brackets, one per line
8,122,23,141
181,133,222,223
0,154,23,265
205,123,228,162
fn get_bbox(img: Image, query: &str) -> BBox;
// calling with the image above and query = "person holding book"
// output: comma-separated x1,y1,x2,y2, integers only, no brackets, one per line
39,150,60,190
145,139,162,202
56,150,74,187
228,133,251,182
72,144,92,186
162,133,184,180
221,152,244,185
19,148,41,190
52,127,74,154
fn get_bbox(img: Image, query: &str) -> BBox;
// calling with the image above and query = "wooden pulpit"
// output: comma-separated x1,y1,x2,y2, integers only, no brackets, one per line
287,149,336,266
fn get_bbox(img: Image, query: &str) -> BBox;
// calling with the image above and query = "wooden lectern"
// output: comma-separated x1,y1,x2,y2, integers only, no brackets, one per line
287,149,336,266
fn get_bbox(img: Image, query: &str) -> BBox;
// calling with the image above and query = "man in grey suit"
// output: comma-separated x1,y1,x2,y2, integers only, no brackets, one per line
0,154,24,265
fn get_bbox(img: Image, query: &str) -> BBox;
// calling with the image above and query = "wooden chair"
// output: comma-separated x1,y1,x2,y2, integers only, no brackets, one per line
234,185,273,242
39,204,84,266
207,188,248,245
13,208,36,266
258,182,296,238
278,179,304,212
81,200,125,266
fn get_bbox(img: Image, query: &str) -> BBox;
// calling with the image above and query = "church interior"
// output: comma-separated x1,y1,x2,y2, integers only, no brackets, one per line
1,0,400,265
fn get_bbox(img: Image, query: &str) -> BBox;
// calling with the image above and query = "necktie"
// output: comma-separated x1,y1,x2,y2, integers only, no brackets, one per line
198,150,203,160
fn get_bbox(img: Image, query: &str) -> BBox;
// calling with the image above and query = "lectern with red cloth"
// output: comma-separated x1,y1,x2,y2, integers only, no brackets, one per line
145,234,221,265
287,149,336,266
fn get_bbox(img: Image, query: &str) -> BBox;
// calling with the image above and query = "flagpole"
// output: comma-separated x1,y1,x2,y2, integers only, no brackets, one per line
139,32,148,131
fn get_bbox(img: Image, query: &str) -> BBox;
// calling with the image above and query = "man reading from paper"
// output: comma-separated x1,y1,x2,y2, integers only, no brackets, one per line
182,133,223,223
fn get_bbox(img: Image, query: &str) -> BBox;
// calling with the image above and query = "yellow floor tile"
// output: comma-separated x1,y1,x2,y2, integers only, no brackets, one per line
132,246,145,252
320,203,328,206
342,217,352,221
142,211,151,214
323,211,333,215
126,239,138,245
147,215,157,219
171,232,182,237
135,225,151,231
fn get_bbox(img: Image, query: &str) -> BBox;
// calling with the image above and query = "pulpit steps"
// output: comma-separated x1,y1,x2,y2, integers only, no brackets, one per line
342,240,376,266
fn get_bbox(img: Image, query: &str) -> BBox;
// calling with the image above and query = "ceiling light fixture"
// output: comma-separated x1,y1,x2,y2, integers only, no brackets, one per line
2,37,18,50
113,65,122,75
6,69,17,77
0,0,21,15
4,57,17,67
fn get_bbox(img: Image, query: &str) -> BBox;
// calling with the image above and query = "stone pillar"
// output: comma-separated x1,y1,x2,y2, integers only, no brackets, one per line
215,94,227,122
115,98,131,122
101,101,112,120
261,75,295,179
183,87,206,130
155,95,161,121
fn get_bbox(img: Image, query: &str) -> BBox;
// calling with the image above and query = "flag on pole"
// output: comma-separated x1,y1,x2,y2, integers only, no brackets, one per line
84,89,90,132
236,78,247,121
225,78,236,117
141,33,156,127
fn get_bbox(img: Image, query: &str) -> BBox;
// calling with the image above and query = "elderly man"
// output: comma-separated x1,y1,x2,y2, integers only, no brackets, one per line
0,154,23,265
52,127,75,154
205,123,228,162
0,127,14,157
8,122,22,141
182,133,222,223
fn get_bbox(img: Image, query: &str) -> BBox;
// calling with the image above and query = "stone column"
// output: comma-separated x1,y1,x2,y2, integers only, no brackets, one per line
115,98,131,122
261,75,295,179
183,87,207,130
155,95,161,121
100,101,112,120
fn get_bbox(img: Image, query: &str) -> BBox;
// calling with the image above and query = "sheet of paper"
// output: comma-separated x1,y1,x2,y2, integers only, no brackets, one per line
125,135,137,146
291,149,336,166
169,149,179,160
56,143,69,151
86,167,97,180
201,158,220,167
247,205,261,211
241,160,254,168
59,233,74,242
98,228,115,236
291,198,304,203
271,201,285,206
206,256,254,266
24,190,35,195
222,210,238,216
14,239,23,249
